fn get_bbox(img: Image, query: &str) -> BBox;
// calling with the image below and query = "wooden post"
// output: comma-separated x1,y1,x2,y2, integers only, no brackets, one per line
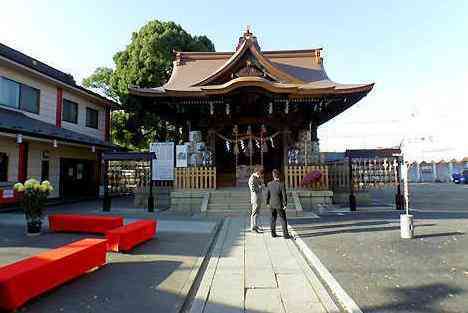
348,154,356,211
103,159,111,212
282,129,288,166
148,154,154,212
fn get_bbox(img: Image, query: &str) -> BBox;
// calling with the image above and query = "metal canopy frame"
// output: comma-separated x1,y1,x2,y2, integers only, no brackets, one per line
102,152,156,212
344,148,402,211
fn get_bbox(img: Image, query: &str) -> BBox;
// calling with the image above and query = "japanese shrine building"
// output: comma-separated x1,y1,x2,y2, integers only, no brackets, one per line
130,28,374,189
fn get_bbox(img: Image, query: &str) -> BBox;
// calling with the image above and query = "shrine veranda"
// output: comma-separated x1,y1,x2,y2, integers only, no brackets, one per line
127,29,375,209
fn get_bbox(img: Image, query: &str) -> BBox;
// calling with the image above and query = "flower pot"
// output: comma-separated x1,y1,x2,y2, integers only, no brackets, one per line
26,219,42,236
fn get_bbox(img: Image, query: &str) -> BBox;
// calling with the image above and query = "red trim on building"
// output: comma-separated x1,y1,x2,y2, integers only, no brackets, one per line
104,107,110,142
17,143,28,183
56,87,63,128
96,151,102,197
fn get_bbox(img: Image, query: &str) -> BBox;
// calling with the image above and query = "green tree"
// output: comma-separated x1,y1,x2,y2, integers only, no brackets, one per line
83,20,215,149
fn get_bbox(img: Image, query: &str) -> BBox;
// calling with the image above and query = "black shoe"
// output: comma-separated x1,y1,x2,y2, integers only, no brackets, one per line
271,233,277,238
283,234,292,239
253,227,261,233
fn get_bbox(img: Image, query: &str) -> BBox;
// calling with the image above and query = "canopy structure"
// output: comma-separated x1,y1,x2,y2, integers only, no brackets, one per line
129,27,375,188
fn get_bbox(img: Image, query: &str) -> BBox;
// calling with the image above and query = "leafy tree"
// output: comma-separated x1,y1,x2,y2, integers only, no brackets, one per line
83,20,215,149
82,67,118,102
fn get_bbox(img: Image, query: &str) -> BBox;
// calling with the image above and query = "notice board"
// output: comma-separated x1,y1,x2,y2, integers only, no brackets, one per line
150,142,174,180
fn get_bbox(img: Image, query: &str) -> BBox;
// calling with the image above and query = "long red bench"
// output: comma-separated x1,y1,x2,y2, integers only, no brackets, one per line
0,238,107,312
49,214,123,234
106,220,157,252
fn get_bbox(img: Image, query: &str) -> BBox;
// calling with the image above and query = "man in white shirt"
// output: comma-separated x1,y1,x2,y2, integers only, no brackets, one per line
248,166,264,233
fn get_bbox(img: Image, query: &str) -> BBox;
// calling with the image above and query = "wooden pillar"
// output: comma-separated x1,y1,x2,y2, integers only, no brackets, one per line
96,150,102,197
208,129,216,164
55,87,63,128
102,158,111,211
17,142,28,183
282,128,289,171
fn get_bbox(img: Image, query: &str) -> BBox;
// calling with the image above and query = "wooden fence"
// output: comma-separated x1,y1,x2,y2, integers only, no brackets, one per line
327,161,350,191
284,165,329,190
175,167,217,189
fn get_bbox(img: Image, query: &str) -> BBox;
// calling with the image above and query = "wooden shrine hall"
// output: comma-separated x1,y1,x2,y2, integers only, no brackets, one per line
130,27,374,190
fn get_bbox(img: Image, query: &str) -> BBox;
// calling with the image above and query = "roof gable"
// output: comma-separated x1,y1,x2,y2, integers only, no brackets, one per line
192,35,303,86
131,28,373,97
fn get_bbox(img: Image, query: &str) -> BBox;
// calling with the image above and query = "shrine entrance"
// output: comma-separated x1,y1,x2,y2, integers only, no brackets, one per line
211,88,286,187
214,124,283,187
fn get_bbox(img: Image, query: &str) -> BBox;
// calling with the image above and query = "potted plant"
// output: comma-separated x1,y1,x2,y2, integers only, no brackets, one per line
14,179,53,235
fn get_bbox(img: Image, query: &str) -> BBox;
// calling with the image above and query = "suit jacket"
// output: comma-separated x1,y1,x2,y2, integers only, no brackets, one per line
248,174,263,204
266,180,287,209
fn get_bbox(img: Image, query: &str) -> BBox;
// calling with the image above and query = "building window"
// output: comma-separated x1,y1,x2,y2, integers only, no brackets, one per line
0,153,8,182
0,77,20,109
0,77,40,113
63,99,78,124
86,108,99,129
19,84,40,114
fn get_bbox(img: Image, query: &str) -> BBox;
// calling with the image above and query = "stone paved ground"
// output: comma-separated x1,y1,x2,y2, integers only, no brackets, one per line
289,210,468,313
189,216,337,313
0,211,218,313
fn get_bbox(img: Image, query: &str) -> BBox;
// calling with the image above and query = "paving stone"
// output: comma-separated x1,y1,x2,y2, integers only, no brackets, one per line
245,288,285,313
204,273,244,313
277,274,325,313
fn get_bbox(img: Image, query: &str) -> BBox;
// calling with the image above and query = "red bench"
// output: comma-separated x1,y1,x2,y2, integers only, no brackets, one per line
106,220,157,252
0,238,107,312
49,214,123,234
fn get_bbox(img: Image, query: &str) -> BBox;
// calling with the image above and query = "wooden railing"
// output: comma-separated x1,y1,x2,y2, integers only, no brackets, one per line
175,167,217,189
284,165,329,190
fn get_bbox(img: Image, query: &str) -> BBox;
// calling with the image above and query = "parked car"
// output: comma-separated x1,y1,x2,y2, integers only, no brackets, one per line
452,170,468,184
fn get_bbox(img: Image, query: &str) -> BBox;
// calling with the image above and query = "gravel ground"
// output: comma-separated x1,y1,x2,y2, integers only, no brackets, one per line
290,211,468,313
369,183,468,210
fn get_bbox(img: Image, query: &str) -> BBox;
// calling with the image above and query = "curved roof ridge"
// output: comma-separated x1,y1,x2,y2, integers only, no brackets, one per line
192,37,304,86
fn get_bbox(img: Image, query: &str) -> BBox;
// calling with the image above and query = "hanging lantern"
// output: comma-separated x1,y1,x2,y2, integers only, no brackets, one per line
268,102,273,115
285,100,289,114
225,103,230,115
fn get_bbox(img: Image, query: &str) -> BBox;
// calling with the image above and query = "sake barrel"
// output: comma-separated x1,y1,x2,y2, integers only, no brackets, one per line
189,131,202,143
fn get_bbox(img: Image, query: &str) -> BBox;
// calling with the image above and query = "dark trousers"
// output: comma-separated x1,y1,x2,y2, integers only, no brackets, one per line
271,208,289,235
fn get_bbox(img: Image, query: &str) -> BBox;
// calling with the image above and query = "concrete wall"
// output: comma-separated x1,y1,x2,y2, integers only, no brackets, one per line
0,65,57,125
62,90,106,141
0,136,98,198
0,64,106,141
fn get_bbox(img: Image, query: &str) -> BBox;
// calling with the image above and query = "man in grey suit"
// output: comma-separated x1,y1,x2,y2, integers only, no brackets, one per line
266,169,291,238
248,166,264,233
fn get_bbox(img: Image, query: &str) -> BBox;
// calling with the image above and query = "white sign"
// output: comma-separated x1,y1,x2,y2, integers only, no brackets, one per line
176,145,188,168
150,142,175,180
3,189,14,199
